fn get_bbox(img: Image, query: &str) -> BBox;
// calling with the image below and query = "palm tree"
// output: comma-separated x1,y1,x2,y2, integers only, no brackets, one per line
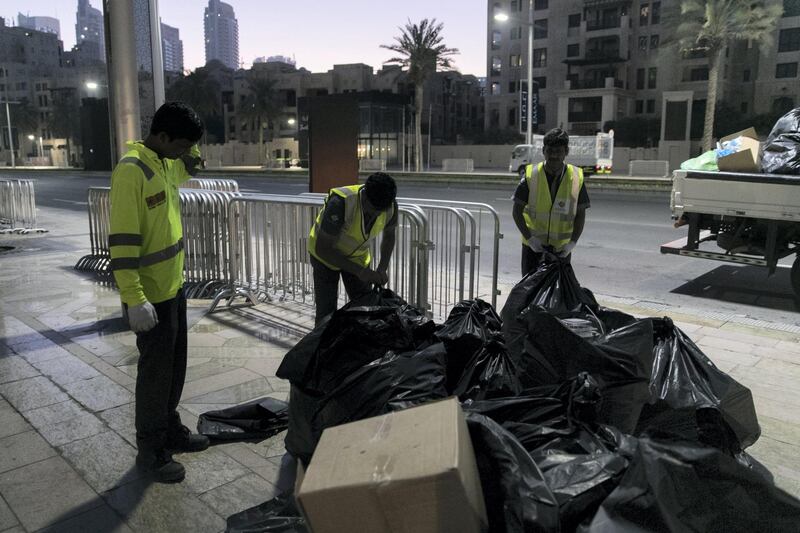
238,75,281,165
48,90,80,165
382,19,458,172
668,0,783,151
166,65,221,143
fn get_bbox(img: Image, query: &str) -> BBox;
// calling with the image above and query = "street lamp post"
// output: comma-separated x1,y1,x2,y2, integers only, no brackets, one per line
2,96,20,168
494,0,534,145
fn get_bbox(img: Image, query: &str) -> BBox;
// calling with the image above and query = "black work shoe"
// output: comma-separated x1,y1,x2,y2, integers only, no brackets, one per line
166,425,210,453
136,449,185,483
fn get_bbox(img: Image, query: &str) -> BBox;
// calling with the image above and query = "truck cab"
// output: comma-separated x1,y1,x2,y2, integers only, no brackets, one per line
508,131,614,177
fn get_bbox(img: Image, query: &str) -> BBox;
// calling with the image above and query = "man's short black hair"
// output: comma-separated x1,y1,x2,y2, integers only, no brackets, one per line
543,128,569,149
363,172,397,210
150,101,204,142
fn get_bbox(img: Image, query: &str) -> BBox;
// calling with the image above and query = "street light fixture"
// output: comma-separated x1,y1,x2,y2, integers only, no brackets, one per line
287,118,296,125
494,0,534,145
85,81,99,90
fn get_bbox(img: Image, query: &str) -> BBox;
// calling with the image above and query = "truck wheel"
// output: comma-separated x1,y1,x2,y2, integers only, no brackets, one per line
792,256,800,299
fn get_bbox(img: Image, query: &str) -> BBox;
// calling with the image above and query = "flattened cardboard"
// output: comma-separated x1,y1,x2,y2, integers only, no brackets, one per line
717,127,761,173
297,398,487,533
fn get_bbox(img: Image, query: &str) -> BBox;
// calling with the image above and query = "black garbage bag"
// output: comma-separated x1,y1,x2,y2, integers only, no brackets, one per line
636,317,760,452
467,375,636,531
315,343,449,430
465,412,560,533
436,299,522,400
761,107,800,174
501,261,637,361
583,436,800,533
284,386,325,466
198,397,288,441
517,312,653,433
276,288,436,394
226,494,307,533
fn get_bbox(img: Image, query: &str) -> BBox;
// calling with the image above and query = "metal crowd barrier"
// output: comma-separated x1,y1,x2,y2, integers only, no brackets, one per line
181,178,240,192
0,179,47,234
209,194,430,314
76,187,240,298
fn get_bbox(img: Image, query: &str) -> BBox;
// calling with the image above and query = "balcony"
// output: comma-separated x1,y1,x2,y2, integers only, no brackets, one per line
586,19,621,31
567,78,624,90
564,51,625,66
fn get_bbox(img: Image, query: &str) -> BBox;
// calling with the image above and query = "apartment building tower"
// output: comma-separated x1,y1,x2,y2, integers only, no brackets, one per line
161,22,184,73
204,0,240,70
17,14,60,38
485,0,800,138
75,0,105,63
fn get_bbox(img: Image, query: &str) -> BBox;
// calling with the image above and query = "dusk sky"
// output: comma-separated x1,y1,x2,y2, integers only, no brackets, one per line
7,0,488,76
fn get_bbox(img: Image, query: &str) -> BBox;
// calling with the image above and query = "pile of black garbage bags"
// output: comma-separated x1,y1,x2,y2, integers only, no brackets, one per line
220,261,800,532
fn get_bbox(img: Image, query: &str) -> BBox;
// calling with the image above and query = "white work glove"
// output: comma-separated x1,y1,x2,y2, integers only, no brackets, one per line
528,236,544,253
559,241,577,258
127,301,158,333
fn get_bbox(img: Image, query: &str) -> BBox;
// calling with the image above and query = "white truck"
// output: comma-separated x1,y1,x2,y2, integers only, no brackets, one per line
661,169,800,297
508,131,615,176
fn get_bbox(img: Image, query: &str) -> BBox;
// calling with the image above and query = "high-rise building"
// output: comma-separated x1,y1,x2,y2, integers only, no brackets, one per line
75,0,105,63
484,0,799,139
204,0,239,70
161,22,184,73
17,13,60,38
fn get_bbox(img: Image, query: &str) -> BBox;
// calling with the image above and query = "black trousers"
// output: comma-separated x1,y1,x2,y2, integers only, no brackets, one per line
310,255,371,325
133,289,187,451
521,245,571,277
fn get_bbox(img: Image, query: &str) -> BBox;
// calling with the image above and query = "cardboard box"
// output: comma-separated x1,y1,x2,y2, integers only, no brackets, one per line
716,127,761,173
297,398,487,533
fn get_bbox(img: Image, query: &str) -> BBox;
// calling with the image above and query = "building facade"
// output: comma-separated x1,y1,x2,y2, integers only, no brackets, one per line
204,0,239,70
161,22,184,73
75,0,105,63
17,13,60,38
485,0,800,139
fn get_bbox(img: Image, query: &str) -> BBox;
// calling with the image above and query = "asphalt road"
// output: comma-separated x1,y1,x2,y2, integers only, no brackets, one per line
7,170,799,326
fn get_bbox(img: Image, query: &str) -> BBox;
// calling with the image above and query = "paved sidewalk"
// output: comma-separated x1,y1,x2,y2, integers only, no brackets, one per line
1,205,799,532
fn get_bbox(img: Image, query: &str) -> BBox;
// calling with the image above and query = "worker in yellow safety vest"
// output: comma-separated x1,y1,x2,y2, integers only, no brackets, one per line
307,173,398,324
109,102,207,484
512,128,590,276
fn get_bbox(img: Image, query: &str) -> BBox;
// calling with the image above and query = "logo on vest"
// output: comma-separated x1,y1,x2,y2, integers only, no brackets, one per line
145,190,166,209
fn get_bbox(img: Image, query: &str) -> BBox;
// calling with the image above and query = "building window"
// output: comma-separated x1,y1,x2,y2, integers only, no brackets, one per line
510,0,522,12
638,36,648,50
646,99,655,113
740,102,748,114
648,67,657,88
535,0,548,9
509,81,517,93
533,76,547,89
491,56,502,76
568,13,581,27
776,62,798,78
491,82,501,95
492,30,502,49
533,48,547,68
743,69,751,82
637,68,645,90
509,107,517,127
510,54,522,67
35,83,41,91
635,100,644,114
687,67,709,81
511,26,522,40
534,19,548,39
784,0,800,17
567,43,580,57
778,28,800,52
640,3,650,25
652,2,661,24
650,35,660,49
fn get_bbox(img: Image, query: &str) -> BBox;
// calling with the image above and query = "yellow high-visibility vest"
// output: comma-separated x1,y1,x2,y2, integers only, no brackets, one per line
522,162,584,251
308,185,394,270
109,141,199,305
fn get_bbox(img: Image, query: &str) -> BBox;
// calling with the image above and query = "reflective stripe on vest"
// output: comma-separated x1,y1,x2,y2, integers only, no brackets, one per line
110,238,184,271
523,162,583,251
119,157,155,180
308,185,393,270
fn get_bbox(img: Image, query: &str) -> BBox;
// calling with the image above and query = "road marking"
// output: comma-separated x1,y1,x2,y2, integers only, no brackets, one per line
53,199,88,205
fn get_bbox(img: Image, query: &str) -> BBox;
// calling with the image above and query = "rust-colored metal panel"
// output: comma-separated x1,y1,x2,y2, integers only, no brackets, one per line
308,95,359,193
